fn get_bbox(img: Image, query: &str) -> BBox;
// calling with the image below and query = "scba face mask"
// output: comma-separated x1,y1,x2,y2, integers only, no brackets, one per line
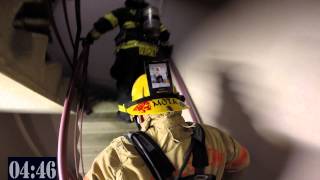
126,0,163,40
142,6,161,38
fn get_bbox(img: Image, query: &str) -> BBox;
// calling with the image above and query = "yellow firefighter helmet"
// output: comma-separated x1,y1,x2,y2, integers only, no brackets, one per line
119,74,188,115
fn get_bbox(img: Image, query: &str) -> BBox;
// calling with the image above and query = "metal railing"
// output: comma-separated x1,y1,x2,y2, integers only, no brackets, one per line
57,45,89,179
55,0,84,178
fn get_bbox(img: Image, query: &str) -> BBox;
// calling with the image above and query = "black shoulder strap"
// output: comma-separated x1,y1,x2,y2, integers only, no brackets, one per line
177,124,215,180
191,124,209,174
127,124,215,180
127,132,175,180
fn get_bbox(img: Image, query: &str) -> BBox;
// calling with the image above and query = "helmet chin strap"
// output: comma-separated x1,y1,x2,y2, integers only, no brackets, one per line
138,115,153,131
133,115,145,130
137,115,145,124
133,116,142,130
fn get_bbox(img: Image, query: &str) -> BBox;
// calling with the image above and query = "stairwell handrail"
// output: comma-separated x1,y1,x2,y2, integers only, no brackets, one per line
57,46,90,180
57,0,84,178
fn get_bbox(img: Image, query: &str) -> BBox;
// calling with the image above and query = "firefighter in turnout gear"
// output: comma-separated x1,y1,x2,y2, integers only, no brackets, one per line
84,74,250,180
83,0,170,121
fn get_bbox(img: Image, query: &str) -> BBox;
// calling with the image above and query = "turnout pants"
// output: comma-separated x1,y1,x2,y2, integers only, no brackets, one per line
111,47,150,105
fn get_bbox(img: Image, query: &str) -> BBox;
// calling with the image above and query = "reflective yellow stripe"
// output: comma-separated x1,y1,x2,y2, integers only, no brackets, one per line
139,45,158,57
123,21,136,29
118,104,126,113
129,9,137,15
104,13,118,27
160,24,166,32
90,29,102,39
116,40,159,57
116,40,139,50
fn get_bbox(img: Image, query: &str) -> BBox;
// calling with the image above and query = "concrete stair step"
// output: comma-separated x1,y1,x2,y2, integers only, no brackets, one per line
83,131,132,144
91,101,119,114
82,122,136,135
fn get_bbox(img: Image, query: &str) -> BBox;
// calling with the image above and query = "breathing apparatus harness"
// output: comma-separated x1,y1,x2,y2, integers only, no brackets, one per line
126,123,216,180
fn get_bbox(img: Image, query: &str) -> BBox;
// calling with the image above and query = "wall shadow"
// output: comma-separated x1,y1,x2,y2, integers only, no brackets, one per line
215,68,293,180
19,113,60,156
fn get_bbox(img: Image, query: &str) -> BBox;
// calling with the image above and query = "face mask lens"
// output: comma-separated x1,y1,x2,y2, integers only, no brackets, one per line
143,6,161,38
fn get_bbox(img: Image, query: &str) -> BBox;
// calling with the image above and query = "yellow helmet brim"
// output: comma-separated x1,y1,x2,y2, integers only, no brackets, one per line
125,97,188,115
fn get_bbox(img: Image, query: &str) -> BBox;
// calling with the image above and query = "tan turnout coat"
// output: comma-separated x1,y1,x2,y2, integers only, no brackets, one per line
84,115,249,180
